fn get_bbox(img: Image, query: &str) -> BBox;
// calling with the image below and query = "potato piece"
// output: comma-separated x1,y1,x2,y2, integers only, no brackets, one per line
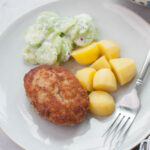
71,42,100,65
90,56,111,70
76,68,96,91
109,58,137,86
93,68,117,92
89,91,115,116
97,40,120,60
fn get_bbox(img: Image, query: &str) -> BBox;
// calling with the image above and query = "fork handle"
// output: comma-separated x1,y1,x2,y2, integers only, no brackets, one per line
136,49,150,89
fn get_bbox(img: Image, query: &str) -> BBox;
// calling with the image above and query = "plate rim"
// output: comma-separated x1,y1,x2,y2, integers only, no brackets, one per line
0,0,150,149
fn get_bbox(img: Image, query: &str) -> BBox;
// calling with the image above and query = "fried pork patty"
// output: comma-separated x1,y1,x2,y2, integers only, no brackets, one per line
24,65,89,125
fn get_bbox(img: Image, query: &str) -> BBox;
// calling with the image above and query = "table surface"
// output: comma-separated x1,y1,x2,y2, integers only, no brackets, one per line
0,0,150,149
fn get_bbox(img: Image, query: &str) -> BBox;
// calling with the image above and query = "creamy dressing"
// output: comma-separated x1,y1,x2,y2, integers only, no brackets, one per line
23,11,98,65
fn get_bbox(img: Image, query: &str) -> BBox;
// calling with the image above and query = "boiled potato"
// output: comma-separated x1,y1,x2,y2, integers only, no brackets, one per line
90,56,111,70
93,68,117,92
76,67,96,91
110,58,137,86
71,42,101,65
97,40,120,60
89,91,115,116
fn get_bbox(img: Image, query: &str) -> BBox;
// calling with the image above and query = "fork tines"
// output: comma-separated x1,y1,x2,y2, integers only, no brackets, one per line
102,108,136,149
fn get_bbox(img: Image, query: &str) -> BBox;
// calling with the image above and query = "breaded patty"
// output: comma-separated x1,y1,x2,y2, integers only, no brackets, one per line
24,65,89,125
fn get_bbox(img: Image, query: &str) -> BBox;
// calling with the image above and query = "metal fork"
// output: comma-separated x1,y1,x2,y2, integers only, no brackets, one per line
139,136,150,150
102,50,150,149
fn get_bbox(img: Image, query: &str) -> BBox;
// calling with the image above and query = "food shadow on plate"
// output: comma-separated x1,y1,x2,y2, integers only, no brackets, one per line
20,99,91,144
87,110,116,124
110,76,138,104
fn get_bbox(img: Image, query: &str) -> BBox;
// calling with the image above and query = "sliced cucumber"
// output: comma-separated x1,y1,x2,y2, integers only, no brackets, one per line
23,47,37,64
75,14,92,35
66,24,78,41
25,24,46,47
58,36,73,63
37,11,59,24
37,11,59,36
54,17,76,33
23,11,98,65
47,32,62,55
74,22,97,47
73,14,97,47
35,42,57,65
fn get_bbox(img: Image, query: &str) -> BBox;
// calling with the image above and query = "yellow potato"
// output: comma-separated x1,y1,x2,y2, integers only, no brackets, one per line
97,40,120,60
110,58,137,86
71,42,101,65
76,67,96,91
89,91,115,116
93,68,117,92
90,56,111,70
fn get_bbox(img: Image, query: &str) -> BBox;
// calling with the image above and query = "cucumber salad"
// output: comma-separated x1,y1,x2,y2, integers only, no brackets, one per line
23,11,98,65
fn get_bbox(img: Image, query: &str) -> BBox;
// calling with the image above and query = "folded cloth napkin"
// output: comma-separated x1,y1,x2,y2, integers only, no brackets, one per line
131,0,150,6
139,136,150,150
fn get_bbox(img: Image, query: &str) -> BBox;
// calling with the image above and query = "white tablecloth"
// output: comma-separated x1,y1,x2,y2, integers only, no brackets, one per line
0,0,150,149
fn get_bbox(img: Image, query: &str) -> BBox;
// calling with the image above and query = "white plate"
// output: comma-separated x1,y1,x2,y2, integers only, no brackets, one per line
0,0,150,150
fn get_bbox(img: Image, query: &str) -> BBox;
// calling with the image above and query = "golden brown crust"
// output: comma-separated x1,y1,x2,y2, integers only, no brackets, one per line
24,65,89,125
